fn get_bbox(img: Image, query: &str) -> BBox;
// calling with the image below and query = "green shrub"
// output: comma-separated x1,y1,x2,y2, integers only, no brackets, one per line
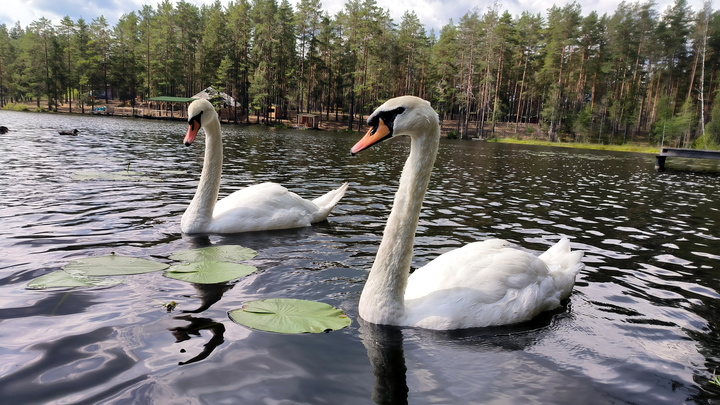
3,103,30,111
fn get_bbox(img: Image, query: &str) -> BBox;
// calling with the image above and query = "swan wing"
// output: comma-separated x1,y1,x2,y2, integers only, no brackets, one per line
538,236,584,299
311,182,349,222
403,238,581,329
210,182,321,233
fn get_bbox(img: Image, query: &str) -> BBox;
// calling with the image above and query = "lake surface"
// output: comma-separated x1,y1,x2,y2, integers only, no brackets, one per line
1,109,719,404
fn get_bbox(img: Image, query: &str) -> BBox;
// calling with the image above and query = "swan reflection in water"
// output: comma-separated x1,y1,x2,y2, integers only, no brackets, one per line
166,281,234,366
164,235,235,366
163,228,319,366
360,319,409,405
170,314,227,366
359,307,570,404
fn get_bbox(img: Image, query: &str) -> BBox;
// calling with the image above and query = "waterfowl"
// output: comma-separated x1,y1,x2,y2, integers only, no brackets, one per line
352,96,584,330
58,129,78,135
0,126,8,134
181,99,348,234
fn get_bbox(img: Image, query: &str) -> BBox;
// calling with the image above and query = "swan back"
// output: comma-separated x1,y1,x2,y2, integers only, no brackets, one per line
403,238,583,329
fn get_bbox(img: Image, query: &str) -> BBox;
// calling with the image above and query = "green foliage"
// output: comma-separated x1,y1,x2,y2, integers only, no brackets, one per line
702,88,720,148
711,372,720,386
2,102,30,111
652,97,696,147
1,0,716,148
492,137,660,153
573,105,593,142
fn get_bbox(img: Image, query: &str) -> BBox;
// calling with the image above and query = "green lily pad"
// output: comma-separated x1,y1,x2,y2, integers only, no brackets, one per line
27,270,122,290
169,245,258,263
163,261,257,284
71,170,156,182
63,255,169,276
228,298,352,334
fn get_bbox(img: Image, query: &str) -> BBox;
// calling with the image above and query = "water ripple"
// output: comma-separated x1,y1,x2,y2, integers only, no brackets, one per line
0,111,719,403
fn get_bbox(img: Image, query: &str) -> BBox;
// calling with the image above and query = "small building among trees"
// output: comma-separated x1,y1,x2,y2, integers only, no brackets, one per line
296,114,319,129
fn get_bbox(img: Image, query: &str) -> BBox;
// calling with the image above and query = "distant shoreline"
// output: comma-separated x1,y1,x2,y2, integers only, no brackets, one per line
2,102,662,154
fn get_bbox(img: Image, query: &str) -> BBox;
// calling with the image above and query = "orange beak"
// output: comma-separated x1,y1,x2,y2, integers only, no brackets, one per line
184,119,201,146
351,118,391,155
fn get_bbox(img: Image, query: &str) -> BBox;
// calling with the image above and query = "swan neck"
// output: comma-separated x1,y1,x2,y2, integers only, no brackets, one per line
360,130,439,325
183,118,223,232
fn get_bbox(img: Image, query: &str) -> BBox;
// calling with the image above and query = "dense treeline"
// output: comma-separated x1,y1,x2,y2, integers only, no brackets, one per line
1,0,720,147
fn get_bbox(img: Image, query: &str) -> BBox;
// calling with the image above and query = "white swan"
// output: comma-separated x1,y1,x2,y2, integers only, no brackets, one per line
351,96,584,330
181,99,348,234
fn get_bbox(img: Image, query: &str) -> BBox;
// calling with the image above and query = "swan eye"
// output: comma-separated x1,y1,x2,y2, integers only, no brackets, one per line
367,107,406,135
188,110,203,125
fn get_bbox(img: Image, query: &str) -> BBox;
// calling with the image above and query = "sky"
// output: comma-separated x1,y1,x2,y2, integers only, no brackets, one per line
1,0,709,35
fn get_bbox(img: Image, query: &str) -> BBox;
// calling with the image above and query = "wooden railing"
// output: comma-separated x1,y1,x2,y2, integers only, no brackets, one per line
655,147,720,171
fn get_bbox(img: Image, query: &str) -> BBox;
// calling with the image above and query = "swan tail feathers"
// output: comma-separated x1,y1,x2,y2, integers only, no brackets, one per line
311,182,349,222
539,237,584,299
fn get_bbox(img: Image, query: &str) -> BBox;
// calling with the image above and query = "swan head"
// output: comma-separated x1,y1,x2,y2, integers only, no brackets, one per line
351,96,438,154
184,99,217,146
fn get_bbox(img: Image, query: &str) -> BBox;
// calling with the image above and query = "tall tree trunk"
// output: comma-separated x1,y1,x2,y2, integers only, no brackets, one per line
514,51,529,133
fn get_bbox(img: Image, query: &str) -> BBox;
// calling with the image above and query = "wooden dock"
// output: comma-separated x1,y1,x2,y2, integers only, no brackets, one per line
655,147,720,171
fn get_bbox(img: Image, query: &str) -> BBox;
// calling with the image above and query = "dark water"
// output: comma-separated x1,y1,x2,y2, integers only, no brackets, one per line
1,110,719,404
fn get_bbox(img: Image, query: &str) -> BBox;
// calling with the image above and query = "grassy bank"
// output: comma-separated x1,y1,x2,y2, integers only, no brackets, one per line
489,137,660,154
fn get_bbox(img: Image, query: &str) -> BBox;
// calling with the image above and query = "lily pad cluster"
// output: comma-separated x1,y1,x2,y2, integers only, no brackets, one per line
27,245,260,289
26,245,351,334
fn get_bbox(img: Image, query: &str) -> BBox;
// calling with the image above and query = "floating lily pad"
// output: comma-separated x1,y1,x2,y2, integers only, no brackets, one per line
228,298,351,334
164,261,256,284
71,170,155,182
169,245,258,263
63,255,169,276
27,270,122,290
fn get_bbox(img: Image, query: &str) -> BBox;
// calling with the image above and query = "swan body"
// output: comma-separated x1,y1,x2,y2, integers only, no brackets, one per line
352,96,583,330
181,99,348,234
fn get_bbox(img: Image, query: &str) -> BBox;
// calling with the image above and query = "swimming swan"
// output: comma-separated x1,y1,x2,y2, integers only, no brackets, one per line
181,99,348,234
351,96,583,330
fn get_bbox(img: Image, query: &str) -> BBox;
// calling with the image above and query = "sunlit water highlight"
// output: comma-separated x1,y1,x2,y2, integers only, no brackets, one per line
1,110,719,404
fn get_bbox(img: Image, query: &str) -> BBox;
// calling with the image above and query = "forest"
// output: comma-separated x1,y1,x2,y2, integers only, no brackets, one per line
1,0,720,147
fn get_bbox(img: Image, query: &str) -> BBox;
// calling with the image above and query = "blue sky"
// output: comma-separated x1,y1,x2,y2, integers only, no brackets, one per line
2,0,708,35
